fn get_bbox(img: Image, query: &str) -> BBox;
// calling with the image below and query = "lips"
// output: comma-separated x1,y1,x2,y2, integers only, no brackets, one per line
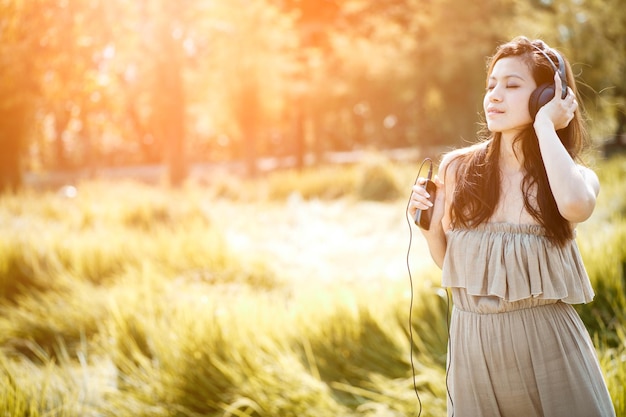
487,107,504,115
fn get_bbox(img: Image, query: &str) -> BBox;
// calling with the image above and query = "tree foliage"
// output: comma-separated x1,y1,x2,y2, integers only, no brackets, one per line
507,0,626,140
0,0,624,190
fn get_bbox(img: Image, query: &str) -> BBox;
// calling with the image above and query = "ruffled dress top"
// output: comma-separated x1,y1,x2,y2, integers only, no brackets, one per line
441,223,615,417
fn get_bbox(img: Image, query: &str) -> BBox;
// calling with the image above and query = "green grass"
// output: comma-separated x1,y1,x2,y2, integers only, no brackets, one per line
0,155,625,416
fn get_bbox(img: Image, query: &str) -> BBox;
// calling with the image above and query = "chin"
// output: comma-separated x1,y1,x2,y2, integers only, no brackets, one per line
485,123,502,133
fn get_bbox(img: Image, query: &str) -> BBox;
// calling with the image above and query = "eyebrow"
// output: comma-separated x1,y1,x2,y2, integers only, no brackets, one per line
488,74,527,82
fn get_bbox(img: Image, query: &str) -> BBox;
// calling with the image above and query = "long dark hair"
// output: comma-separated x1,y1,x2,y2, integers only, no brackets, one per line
449,36,589,245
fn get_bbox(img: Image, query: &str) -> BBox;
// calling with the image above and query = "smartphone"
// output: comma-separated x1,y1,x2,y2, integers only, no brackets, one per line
414,179,436,230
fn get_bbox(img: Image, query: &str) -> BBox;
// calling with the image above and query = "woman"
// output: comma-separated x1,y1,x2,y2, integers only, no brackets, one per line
408,36,615,416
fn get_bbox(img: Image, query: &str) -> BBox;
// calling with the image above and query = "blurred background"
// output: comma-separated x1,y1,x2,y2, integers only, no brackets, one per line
2,2,626,415
1,0,624,191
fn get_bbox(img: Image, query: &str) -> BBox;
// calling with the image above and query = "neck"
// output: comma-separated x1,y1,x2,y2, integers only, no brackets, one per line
498,133,523,173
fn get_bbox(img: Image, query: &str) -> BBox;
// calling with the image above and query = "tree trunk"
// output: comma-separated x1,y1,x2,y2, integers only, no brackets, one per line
0,107,25,192
156,12,187,187
162,63,186,187
294,98,305,171
236,79,259,178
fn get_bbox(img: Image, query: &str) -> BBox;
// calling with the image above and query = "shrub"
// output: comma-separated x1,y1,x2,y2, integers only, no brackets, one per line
355,158,402,201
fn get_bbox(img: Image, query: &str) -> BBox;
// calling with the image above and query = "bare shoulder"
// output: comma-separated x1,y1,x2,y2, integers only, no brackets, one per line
439,141,488,179
578,164,600,197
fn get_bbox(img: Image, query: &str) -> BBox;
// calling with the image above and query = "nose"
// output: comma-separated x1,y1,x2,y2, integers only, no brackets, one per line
487,86,503,102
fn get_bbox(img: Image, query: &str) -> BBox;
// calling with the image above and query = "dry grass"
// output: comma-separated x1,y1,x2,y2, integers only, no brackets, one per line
0,155,624,416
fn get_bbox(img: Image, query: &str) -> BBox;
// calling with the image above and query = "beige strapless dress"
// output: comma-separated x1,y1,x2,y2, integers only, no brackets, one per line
442,223,615,417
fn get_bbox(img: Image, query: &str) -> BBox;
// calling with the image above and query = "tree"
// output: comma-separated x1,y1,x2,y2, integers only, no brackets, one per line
0,1,42,191
274,0,341,168
196,0,299,177
314,0,512,148
148,0,188,186
507,0,626,143
36,0,118,170
4,0,624,189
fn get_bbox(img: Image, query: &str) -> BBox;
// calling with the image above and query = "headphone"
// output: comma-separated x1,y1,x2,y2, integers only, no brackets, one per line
528,45,568,118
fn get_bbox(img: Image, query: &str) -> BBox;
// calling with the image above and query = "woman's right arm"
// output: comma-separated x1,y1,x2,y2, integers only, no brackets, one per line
408,152,457,269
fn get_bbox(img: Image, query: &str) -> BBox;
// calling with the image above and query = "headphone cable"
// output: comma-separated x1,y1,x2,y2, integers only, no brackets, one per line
404,157,432,417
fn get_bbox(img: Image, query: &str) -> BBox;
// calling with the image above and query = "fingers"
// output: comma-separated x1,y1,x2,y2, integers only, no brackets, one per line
411,185,433,209
570,90,578,109
554,71,563,99
546,75,577,129
408,175,446,230
409,178,436,215
555,73,577,109
417,174,443,187
562,88,578,119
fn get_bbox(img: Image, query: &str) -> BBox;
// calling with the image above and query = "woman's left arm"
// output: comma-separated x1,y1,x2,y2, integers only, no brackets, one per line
533,72,600,223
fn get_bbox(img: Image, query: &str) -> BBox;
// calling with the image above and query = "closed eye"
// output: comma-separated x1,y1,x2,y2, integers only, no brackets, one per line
486,83,520,91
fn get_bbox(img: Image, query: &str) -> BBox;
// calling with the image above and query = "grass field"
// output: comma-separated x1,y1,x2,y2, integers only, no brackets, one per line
1,154,625,417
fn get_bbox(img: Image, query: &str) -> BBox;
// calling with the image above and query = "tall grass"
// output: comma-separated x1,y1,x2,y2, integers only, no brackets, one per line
0,155,624,416
576,155,626,413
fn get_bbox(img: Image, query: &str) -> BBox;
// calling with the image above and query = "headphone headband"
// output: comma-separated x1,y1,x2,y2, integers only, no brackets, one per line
532,44,567,99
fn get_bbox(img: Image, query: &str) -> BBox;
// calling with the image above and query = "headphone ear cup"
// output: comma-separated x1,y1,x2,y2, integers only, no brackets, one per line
529,82,555,119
